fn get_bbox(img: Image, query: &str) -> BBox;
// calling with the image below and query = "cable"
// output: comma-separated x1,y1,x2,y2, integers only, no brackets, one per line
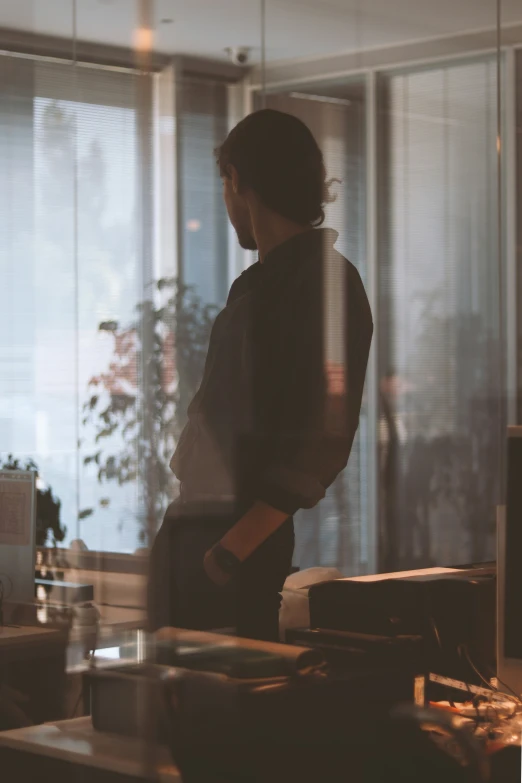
71,685,83,718
427,616,520,730
429,616,456,707
458,652,481,723
429,616,442,650
460,646,520,720
429,617,500,717
458,645,497,694
71,645,97,719
427,642,521,744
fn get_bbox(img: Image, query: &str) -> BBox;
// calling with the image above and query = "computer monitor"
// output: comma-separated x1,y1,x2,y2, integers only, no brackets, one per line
0,470,36,607
497,426,522,697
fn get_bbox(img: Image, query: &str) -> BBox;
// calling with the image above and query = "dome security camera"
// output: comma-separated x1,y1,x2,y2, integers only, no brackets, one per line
226,47,251,66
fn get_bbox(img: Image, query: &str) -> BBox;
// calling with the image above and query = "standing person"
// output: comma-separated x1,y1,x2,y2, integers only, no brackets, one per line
148,109,373,641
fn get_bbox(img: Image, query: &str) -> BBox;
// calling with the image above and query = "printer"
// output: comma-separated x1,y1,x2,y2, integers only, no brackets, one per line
306,566,496,685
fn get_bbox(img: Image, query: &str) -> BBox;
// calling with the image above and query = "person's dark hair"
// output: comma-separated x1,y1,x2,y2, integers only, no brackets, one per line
216,108,338,226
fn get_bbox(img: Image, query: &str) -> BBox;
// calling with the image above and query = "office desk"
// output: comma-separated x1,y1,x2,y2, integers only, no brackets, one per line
0,625,67,662
0,717,180,782
0,625,68,725
67,605,146,672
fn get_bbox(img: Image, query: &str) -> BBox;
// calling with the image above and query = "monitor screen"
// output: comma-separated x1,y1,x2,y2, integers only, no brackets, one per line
504,428,522,659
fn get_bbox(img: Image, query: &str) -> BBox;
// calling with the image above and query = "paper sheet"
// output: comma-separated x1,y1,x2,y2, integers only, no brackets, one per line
339,567,461,583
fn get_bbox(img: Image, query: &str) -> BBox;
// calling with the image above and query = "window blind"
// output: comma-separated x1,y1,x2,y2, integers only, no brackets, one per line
178,75,229,307
377,58,500,569
0,53,152,553
261,88,369,575
516,52,522,423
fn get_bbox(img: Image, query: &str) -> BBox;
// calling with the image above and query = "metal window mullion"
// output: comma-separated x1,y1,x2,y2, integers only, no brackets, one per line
365,69,379,575
504,47,517,426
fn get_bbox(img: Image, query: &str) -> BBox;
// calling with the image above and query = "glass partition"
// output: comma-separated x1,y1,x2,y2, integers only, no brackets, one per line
0,0,514,606
259,1,508,574
377,58,500,569
255,79,369,573
0,0,518,774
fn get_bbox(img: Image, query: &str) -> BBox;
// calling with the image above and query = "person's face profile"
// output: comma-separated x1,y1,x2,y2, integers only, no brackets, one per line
222,168,257,252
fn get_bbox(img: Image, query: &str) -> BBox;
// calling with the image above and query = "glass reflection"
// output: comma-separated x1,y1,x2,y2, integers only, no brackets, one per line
0,0,510,578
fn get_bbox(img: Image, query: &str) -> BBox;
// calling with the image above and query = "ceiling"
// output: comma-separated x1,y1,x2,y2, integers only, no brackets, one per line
1,0,521,64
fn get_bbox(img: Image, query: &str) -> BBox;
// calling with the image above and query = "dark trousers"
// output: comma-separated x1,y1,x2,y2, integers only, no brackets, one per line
147,502,294,642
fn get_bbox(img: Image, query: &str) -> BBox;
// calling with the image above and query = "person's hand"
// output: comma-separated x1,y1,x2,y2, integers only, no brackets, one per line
203,548,232,586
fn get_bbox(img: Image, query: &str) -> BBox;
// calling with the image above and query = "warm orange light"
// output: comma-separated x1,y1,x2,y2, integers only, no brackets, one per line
134,26,153,54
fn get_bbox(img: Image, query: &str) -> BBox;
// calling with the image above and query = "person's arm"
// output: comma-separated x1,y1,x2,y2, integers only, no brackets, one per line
204,501,288,585
204,264,373,586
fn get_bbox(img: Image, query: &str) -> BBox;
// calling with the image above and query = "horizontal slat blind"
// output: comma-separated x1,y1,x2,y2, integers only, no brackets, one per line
262,88,369,575
178,75,229,307
378,58,499,569
1,54,150,553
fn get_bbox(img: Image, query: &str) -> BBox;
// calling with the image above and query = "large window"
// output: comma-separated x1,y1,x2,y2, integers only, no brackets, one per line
0,55,150,552
258,58,502,574
0,48,505,569
261,82,370,574
1,56,239,555
377,58,500,569
178,76,230,307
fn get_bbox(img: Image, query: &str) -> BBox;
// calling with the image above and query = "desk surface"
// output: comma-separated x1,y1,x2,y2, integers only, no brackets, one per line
0,625,68,664
0,625,63,645
97,605,146,631
0,717,180,781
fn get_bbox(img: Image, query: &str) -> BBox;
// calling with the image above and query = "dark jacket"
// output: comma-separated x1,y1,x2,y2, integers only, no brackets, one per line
171,228,373,517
